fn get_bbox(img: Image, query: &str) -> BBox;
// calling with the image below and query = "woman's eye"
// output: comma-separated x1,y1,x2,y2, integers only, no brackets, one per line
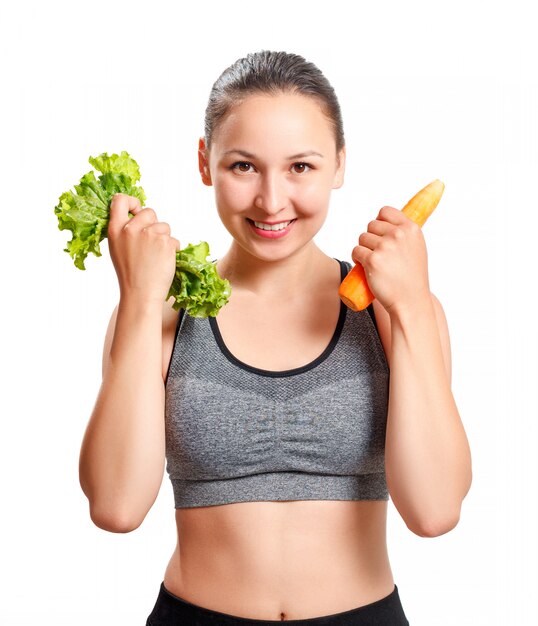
292,162,311,174
231,161,252,173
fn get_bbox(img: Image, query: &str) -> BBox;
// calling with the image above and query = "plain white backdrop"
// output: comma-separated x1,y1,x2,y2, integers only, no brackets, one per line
1,0,536,623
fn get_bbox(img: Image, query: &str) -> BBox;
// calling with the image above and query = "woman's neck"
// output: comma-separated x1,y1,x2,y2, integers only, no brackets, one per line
216,241,329,300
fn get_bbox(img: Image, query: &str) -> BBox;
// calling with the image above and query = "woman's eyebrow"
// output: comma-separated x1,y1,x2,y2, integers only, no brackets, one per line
222,149,324,159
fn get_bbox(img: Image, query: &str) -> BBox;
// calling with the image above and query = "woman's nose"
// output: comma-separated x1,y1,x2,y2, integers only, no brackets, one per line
254,172,287,215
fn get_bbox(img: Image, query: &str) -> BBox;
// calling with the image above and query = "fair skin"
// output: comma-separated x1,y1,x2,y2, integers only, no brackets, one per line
85,91,472,620
166,93,470,618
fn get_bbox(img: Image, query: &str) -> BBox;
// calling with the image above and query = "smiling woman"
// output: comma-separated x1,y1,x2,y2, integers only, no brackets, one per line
146,50,413,624
78,49,471,626
196,88,346,272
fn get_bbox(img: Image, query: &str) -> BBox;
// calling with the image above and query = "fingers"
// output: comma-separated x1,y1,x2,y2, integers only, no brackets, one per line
108,193,143,235
366,219,393,236
358,231,382,250
141,222,181,250
110,192,143,217
362,207,416,249
377,205,408,224
108,193,164,239
352,205,417,269
377,205,420,232
351,244,372,267
353,209,400,263
143,221,171,235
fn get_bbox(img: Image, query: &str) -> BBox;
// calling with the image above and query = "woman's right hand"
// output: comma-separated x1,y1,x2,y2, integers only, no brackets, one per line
107,193,181,303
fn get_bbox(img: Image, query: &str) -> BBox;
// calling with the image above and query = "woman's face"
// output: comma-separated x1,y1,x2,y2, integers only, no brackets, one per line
198,92,345,262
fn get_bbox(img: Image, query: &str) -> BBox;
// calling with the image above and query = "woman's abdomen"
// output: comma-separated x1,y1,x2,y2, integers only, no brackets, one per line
163,499,395,621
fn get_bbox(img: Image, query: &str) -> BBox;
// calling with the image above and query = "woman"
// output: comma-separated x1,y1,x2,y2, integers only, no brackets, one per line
79,50,472,625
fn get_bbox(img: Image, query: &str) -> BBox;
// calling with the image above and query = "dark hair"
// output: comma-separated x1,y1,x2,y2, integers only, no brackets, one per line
204,50,345,155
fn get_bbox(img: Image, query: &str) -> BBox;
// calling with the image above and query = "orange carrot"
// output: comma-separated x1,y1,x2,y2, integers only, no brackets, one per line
338,179,445,311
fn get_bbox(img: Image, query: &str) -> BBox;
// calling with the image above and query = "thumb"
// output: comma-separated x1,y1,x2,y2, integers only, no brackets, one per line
108,193,142,236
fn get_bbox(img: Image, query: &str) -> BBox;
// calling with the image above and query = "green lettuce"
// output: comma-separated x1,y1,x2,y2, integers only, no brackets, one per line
169,242,231,317
54,151,231,317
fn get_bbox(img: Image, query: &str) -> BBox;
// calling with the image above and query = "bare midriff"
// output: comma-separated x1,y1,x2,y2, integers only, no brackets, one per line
162,499,394,621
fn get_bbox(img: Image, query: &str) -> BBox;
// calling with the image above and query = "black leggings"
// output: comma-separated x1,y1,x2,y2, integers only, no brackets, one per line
146,581,410,625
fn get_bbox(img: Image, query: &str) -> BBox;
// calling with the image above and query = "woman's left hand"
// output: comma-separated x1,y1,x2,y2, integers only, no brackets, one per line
351,206,431,316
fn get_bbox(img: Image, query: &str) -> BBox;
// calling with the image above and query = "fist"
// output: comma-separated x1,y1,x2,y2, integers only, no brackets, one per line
107,193,181,302
351,205,431,314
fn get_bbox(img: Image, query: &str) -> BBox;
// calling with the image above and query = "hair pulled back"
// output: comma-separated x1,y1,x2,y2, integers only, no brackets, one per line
204,50,345,155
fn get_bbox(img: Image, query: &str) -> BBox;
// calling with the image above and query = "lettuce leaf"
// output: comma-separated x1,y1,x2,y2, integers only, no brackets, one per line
54,151,231,318
167,242,231,317
54,151,146,270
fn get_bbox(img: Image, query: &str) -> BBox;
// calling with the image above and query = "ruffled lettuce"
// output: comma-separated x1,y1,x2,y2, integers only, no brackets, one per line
54,151,231,317
54,151,146,270
168,242,231,317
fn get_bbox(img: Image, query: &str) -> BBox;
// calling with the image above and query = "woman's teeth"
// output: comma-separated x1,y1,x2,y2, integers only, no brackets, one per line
252,219,294,231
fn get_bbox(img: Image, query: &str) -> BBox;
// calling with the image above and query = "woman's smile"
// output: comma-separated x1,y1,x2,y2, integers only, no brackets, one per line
246,217,298,239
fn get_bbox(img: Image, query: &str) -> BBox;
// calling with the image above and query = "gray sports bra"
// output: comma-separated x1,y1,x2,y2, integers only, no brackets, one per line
164,259,390,508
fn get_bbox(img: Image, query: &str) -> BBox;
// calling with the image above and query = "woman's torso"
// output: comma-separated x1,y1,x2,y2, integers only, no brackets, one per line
159,257,394,621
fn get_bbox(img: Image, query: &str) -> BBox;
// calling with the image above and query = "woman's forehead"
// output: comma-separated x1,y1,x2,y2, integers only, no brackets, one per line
211,93,335,152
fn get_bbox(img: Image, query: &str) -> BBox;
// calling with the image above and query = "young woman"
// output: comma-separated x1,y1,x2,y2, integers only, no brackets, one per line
79,50,472,625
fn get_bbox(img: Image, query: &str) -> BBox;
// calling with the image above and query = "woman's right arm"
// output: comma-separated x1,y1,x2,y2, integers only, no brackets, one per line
78,193,180,533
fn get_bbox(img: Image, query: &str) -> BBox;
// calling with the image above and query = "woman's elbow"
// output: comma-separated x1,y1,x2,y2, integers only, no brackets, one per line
89,503,144,534
410,508,461,538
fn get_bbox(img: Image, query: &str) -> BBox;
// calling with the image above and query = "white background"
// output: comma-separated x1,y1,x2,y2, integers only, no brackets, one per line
1,0,536,624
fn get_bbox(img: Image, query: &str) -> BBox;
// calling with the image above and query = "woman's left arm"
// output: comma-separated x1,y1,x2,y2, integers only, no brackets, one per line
383,292,472,537
352,205,472,537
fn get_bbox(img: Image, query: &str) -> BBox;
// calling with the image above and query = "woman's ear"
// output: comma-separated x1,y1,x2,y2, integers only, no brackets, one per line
332,146,346,189
198,137,212,186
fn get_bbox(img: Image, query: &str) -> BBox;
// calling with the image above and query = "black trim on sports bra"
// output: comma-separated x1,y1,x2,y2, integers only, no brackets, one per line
165,260,381,385
208,258,348,378
367,302,380,336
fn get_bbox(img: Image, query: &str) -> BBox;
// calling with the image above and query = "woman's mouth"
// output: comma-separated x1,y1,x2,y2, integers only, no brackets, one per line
246,218,297,239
